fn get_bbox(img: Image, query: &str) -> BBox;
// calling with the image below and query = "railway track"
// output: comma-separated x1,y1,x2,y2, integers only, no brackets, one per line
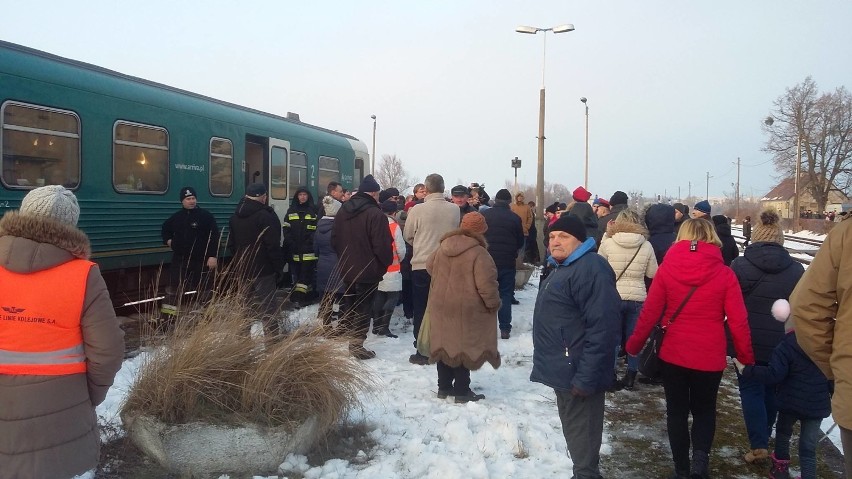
731,225,823,265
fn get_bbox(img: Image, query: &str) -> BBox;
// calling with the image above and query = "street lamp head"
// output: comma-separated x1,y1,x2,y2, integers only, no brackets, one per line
552,24,575,34
515,25,538,34
764,116,774,126
371,114,376,120
580,97,587,103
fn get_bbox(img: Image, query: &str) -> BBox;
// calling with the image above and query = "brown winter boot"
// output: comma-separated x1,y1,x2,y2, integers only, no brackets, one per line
743,448,769,464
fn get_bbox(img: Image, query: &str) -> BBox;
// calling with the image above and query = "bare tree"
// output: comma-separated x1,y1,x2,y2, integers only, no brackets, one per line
764,77,852,212
375,154,415,192
502,180,570,209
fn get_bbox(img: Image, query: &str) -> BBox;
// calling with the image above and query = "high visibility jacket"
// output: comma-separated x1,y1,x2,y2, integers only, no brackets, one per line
0,259,93,375
388,221,401,273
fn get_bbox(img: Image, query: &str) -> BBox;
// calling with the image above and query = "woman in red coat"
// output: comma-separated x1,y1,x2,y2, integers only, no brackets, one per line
626,218,755,479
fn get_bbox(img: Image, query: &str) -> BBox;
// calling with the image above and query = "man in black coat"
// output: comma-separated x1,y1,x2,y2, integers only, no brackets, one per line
227,183,287,337
161,186,219,313
482,188,524,339
332,174,393,359
644,203,676,267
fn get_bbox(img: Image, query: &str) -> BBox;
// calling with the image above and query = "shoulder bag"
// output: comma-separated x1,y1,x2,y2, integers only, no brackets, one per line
637,286,698,379
615,246,642,282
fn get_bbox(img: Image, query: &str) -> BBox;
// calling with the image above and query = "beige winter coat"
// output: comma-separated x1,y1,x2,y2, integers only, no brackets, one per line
598,221,658,301
403,193,460,271
425,229,501,370
791,215,852,430
510,200,533,236
0,212,125,479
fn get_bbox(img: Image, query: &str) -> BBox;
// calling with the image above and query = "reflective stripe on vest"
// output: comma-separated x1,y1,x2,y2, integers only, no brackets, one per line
388,221,401,273
0,259,93,375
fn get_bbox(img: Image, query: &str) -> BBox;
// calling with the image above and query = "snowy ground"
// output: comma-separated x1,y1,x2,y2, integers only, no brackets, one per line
93,264,843,478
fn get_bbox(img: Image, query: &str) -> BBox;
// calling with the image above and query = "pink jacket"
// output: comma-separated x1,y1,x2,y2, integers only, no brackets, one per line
626,240,754,371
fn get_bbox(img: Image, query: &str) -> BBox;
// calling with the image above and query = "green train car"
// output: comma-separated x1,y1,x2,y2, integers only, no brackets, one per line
0,40,370,303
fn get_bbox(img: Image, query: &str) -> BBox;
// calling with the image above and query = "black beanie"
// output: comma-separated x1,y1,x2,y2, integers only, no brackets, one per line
379,188,400,203
381,199,398,214
179,186,197,201
549,214,587,242
609,190,628,206
495,189,512,201
359,175,381,193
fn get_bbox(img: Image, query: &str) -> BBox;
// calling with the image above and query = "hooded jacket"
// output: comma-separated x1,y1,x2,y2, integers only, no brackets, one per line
313,216,343,294
713,217,739,265
283,187,319,260
625,240,755,371
331,192,393,284
598,221,658,301
481,200,524,269
227,197,286,279
510,198,533,236
644,203,676,266
790,216,852,429
425,229,501,370
0,212,124,479
531,237,621,394
730,242,803,363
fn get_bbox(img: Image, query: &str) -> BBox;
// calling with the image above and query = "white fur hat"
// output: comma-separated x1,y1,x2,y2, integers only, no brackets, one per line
20,185,80,226
322,195,342,217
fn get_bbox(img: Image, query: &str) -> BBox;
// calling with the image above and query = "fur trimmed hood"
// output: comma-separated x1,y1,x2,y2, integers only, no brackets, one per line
439,228,488,257
0,211,91,273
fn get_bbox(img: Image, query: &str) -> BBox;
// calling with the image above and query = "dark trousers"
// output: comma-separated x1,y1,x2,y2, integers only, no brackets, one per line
341,281,378,348
775,412,820,479
411,270,431,346
289,259,317,303
437,360,471,395
736,368,778,449
662,360,723,473
166,254,211,305
496,267,515,332
371,290,400,332
555,389,606,479
249,273,280,337
401,277,414,318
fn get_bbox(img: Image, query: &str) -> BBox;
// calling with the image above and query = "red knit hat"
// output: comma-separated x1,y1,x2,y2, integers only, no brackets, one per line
572,186,592,202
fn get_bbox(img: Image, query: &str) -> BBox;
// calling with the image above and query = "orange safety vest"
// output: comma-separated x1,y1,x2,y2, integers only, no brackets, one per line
387,221,401,273
0,259,93,375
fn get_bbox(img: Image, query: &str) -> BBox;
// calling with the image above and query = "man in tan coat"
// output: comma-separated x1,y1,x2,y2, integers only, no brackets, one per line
0,185,125,478
510,192,534,240
790,214,852,477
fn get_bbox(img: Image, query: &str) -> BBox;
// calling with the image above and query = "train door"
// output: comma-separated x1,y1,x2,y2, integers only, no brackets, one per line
268,138,291,223
354,157,364,189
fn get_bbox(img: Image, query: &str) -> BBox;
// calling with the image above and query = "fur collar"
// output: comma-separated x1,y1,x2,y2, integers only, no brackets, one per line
606,220,648,239
0,211,91,259
440,228,488,248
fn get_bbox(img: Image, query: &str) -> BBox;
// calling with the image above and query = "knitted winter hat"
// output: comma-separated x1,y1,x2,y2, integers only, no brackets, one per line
694,200,711,215
381,199,399,214
609,191,628,206
322,195,342,217
379,188,400,203
460,212,488,234
572,186,592,202
359,174,381,193
549,214,587,242
751,210,784,245
246,183,267,197
495,189,512,202
20,185,80,226
179,186,197,201
545,202,560,214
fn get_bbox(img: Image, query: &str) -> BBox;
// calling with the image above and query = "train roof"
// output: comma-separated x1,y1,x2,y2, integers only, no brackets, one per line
0,40,363,146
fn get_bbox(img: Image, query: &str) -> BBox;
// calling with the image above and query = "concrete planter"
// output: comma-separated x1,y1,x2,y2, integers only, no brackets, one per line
123,414,322,476
515,265,535,290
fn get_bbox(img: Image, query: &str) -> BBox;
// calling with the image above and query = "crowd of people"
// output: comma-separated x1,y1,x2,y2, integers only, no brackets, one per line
2,179,850,479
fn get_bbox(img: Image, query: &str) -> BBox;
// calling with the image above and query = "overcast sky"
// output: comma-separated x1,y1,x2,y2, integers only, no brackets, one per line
4,1,851,202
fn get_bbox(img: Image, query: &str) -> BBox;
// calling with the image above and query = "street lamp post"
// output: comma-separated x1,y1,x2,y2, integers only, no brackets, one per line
765,116,801,232
515,23,575,218
370,114,377,174
511,157,522,196
580,97,589,189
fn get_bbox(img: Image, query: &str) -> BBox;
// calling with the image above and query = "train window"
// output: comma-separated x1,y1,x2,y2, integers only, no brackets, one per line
270,146,287,200
318,156,340,193
113,121,168,194
288,151,308,199
1,101,81,190
209,137,233,196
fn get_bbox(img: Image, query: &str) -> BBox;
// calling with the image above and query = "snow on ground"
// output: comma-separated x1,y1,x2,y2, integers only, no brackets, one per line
95,268,843,478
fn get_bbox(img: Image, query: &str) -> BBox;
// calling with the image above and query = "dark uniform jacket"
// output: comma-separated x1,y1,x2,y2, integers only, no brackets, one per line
331,192,393,284
283,187,318,261
645,203,676,266
482,200,524,269
161,206,219,260
530,237,621,394
227,197,286,279
743,332,832,419
730,242,804,363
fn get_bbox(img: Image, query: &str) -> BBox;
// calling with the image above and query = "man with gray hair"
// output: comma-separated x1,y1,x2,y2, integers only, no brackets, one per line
404,173,460,364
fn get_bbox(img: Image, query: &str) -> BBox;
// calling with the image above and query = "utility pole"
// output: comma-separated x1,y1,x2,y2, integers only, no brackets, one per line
735,157,741,220
678,186,681,202
706,171,710,200
688,181,691,199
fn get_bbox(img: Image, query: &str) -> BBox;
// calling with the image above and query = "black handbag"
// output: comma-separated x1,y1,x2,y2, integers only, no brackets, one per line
637,286,698,379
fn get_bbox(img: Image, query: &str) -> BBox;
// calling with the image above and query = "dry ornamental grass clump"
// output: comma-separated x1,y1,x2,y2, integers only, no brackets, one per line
121,279,374,433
